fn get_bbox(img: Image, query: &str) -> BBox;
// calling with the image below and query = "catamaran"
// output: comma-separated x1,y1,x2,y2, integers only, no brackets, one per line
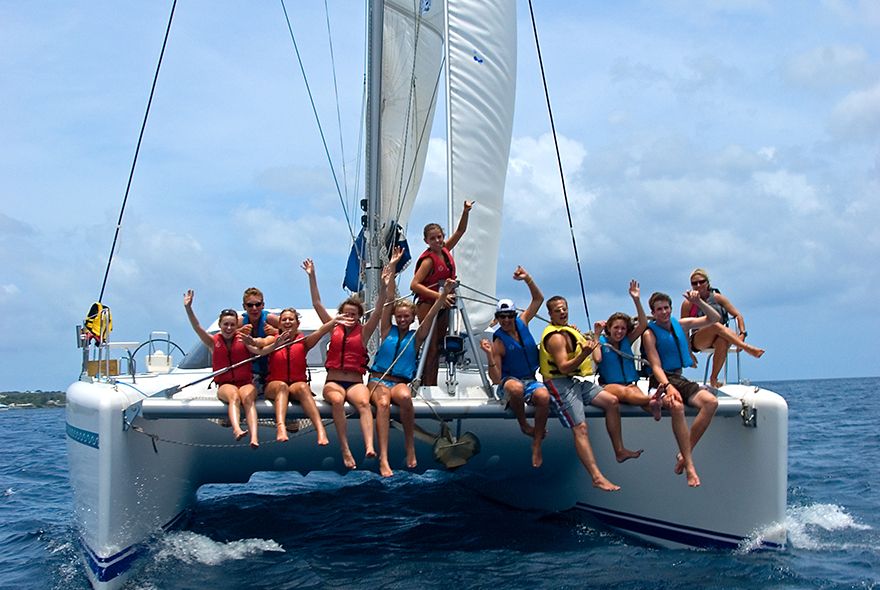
66,2,788,589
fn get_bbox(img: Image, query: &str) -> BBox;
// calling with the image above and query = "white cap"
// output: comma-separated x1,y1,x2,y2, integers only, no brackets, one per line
495,299,516,314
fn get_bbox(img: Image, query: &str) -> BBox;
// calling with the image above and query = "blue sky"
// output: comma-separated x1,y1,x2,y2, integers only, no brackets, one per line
2,1,878,391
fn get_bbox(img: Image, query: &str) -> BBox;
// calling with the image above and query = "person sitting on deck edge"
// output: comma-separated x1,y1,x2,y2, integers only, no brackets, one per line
479,266,550,468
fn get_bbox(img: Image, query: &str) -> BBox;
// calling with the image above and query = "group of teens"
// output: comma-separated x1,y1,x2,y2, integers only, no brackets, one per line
482,267,765,490
183,202,473,477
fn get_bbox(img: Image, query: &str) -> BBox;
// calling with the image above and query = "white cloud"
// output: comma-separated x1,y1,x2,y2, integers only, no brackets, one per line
784,45,875,90
752,170,823,213
829,82,880,141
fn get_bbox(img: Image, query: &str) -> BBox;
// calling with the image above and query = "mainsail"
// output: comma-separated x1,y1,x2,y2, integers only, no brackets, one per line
445,0,516,327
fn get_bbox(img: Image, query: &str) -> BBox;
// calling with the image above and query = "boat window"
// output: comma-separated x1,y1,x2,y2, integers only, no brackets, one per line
178,340,211,369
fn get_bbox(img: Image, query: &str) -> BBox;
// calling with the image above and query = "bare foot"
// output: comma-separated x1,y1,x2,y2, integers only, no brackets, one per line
250,439,259,450
342,451,357,470
709,379,723,388
234,429,248,441
616,448,643,463
519,422,536,437
531,439,543,468
750,347,765,359
674,453,685,475
365,448,377,459
686,466,701,487
592,476,621,491
316,432,330,446
276,424,289,443
406,449,417,469
379,460,393,478
649,397,662,421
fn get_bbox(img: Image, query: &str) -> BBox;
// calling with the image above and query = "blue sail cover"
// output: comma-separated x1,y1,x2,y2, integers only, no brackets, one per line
343,226,411,292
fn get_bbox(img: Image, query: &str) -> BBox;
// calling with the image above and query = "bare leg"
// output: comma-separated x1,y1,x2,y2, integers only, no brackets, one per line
324,384,356,469
218,384,246,441
665,391,700,487
591,390,642,463
347,384,376,460
710,339,731,387
532,388,550,468
369,382,393,477
572,423,619,491
391,384,417,468
673,388,718,478
292,382,328,445
264,381,289,442
504,379,534,437
239,384,259,449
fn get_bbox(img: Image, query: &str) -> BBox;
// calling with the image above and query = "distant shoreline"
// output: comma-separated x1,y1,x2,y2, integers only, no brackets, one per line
0,391,65,409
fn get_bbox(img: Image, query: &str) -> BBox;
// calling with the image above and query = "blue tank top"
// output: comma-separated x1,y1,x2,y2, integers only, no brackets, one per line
493,317,540,380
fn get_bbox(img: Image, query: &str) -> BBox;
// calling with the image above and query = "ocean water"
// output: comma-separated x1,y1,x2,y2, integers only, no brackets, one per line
1,378,878,589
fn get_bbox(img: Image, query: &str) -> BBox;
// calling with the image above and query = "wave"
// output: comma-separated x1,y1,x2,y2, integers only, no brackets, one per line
740,503,874,553
154,531,285,566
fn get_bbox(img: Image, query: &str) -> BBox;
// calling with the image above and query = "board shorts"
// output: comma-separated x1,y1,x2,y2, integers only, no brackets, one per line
545,376,602,428
649,372,704,403
500,377,547,404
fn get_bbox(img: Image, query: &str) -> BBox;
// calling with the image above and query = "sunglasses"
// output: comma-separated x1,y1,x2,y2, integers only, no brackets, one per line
691,279,707,286
496,312,516,319
244,301,264,308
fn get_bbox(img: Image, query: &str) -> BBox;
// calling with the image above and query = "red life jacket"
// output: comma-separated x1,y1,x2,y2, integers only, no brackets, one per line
325,323,368,374
267,335,308,384
212,333,253,387
415,247,456,302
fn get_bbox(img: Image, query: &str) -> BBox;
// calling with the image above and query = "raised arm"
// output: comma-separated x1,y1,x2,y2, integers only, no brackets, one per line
443,199,474,251
183,289,214,349
415,278,456,344
591,321,606,364
513,266,544,324
362,258,395,341
302,258,331,323
629,280,648,339
680,289,721,330
303,316,340,350
545,331,596,375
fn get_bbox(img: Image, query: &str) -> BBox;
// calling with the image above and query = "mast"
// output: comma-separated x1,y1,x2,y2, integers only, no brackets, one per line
363,0,385,309
443,0,454,233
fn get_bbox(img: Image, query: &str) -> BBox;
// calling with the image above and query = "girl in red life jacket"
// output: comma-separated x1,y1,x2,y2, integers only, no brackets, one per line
183,289,263,448
258,308,339,444
409,199,474,386
302,257,391,471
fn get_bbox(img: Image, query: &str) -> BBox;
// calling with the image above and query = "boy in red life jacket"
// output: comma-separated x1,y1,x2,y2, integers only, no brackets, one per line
409,200,474,386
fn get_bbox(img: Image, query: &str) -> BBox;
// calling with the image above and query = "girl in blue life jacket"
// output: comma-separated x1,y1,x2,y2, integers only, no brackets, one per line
591,280,660,420
369,273,457,477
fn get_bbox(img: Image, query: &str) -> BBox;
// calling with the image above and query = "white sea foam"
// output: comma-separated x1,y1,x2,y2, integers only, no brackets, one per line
738,503,873,553
155,531,285,565
4,488,14,496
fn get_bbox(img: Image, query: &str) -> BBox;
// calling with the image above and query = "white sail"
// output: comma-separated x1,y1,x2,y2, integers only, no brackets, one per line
445,0,516,327
379,0,446,238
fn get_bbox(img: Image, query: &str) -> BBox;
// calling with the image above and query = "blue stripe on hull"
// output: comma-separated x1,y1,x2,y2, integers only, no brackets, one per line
575,502,783,550
66,422,100,449
79,509,188,584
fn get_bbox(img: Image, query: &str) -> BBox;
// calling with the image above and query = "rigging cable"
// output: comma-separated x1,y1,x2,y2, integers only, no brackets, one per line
280,0,355,241
323,0,351,204
526,0,592,327
97,0,178,303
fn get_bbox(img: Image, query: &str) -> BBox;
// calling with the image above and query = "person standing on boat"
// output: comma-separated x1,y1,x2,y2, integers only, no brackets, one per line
183,290,263,448
303,257,391,470
642,290,721,487
479,266,550,468
238,287,280,391
258,308,338,445
681,268,765,388
409,200,474,386
539,297,640,492
370,271,457,477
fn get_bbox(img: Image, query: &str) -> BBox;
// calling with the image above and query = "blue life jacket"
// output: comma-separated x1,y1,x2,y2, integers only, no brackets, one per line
645,318,693,374
371,327,418,380
494,317,540,380
242,310,269,376
597,334,639,385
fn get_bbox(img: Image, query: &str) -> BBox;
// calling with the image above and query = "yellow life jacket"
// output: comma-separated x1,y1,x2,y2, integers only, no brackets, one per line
538,324,594,379
84,302,112,344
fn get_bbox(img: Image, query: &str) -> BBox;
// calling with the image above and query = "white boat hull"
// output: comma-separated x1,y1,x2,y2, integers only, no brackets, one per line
67,372,786,589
